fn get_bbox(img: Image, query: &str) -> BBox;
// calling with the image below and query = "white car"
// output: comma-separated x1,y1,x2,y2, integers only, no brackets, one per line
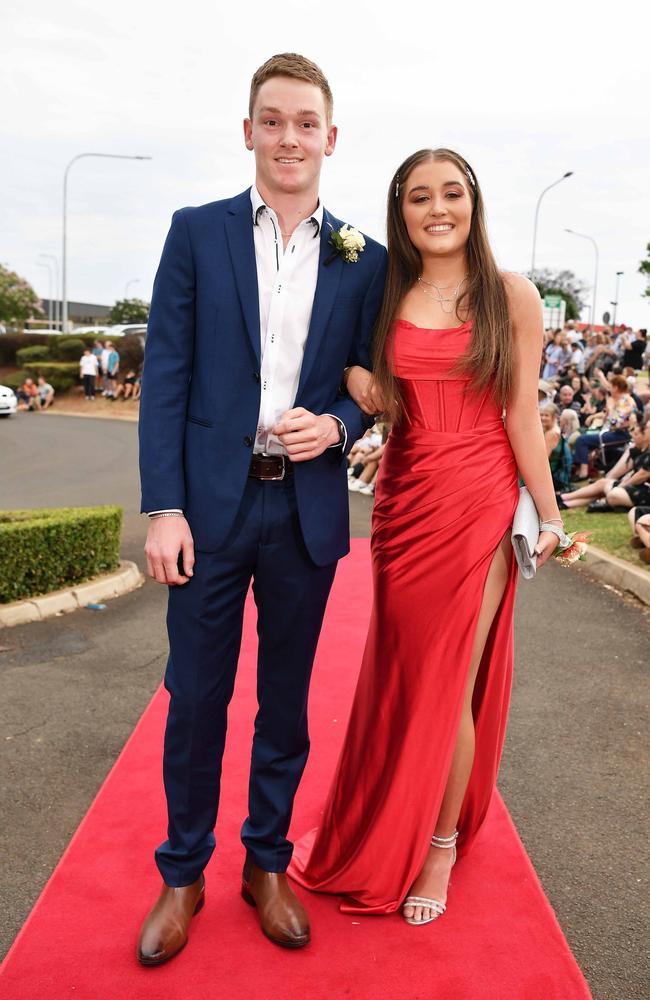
0,385,17,417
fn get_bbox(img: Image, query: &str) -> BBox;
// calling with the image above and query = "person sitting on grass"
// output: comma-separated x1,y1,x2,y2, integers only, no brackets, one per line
348,441,385,496
555,384,582,416
114,369,138,400
572,373,636,480
36,376,55,410
16,377,38,411
629,506,650,565
540,403,572,493
559,418,650,512
348,424,383,472
559,408,580,449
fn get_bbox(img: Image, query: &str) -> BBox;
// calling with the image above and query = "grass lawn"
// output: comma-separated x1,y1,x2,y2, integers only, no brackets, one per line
562,508,649,572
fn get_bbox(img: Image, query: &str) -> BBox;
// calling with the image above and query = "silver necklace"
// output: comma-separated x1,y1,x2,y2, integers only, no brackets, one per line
417,274,467,314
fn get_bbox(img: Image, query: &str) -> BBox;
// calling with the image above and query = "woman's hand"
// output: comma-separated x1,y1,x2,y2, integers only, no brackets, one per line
344,366,386,415
534,530,559,569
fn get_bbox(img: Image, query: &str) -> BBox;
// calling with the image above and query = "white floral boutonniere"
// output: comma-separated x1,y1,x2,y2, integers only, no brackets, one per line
325,223,366,266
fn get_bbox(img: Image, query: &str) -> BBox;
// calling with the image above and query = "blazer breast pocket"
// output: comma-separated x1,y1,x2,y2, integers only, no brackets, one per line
186,415,213,428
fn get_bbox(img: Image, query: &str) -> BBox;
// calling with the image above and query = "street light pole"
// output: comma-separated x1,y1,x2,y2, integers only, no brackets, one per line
612,270,624,331
38,253,60,329
565,229,599,328
62,153,152,333
531,171,574,284
124,278,140,299
36,261,54,327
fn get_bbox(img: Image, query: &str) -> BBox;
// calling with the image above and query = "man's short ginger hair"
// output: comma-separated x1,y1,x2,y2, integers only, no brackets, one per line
249,53,334,124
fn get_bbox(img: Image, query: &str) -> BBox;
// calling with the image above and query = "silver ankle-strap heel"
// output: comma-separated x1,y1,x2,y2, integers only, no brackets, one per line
402,829,458,926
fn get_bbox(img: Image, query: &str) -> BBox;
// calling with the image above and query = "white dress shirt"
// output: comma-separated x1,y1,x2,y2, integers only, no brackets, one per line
251,185,322,455
147,187,343,516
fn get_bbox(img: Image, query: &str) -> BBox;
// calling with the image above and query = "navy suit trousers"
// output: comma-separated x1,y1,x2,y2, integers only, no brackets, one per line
155,475,337,886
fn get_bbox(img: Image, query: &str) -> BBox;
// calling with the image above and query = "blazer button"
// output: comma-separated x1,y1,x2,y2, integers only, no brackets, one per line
253,372,260,382
244,435,253,447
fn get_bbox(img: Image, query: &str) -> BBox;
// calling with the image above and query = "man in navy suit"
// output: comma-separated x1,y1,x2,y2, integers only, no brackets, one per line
137,53,386,963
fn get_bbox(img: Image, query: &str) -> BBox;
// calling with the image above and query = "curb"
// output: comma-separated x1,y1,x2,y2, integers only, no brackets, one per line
580,545,650,607
0,561,145,628
41,409,139,423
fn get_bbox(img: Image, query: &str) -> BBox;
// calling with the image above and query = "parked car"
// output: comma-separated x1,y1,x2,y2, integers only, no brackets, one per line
0,385,18,417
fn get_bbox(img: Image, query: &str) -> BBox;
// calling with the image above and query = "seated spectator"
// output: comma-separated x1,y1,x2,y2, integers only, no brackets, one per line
542,331,571,381
538,379,554,405
37,376,55,410
572,373,636,480
559,408,580,448
114,369,139,400
348,424,384,469
540,403,572,493
569,374,590,408
133,372,142,400
555,384,582,416
16,378,38,411
629,506,650,565
559,420,649,511
79,348,99,400
348,442,385,495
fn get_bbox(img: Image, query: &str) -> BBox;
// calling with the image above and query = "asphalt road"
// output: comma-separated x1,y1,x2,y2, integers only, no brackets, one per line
1,412,648,999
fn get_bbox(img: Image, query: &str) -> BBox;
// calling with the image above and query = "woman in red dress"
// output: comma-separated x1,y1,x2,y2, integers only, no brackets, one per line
289,149,565,924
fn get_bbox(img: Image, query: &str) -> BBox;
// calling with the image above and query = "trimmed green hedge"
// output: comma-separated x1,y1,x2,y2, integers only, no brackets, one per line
16,345,51,365
56,337,87,360
23,361,80,392
0,506,122,603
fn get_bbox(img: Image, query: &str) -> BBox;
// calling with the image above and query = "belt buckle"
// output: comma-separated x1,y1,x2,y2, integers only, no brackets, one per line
268,457,286,481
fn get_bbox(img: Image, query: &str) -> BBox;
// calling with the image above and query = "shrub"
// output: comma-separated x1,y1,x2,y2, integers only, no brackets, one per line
55,337,86,361
1,369,29,391
23,361,79,393
116,332,144,372
16,344,51,365
0,333,51,365
0,506,123,603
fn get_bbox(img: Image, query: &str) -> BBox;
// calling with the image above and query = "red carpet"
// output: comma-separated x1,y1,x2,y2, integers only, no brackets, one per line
0,539,591,1000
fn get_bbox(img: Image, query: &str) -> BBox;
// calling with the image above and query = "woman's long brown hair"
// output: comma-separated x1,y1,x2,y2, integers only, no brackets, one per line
372,148,513,423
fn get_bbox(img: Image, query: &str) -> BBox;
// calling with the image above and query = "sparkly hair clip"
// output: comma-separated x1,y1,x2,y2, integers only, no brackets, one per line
395,175,400,198
465,165,476,188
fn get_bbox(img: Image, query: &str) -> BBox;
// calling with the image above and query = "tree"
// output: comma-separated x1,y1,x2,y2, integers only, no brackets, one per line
525,268,588,321
108,298,149,324
0,264,44,326
638,243,650,299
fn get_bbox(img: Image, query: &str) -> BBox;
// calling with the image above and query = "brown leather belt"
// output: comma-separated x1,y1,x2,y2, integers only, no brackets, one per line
249,453,294,480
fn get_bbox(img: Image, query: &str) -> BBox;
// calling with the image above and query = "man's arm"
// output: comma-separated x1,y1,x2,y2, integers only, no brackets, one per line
139,209,196,586
139,209,195,512
324,249,388,455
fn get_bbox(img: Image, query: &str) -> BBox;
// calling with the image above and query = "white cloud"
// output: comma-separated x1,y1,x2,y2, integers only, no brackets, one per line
2,0,649,325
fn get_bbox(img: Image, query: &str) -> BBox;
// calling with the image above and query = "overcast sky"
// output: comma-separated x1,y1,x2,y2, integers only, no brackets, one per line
2,0,649,327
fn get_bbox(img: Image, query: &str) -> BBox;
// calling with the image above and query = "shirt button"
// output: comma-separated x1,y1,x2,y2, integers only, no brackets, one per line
244,435,253,447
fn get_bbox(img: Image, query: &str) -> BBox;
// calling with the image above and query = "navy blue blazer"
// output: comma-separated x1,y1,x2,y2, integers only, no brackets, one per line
139,188,387,566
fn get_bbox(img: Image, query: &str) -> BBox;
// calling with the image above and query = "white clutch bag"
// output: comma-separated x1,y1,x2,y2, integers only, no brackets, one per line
511,486,540,579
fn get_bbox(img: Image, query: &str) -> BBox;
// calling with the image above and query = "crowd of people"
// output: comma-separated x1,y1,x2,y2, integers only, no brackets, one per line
15,338,142,411
539,321,650,564
79,340,142,401
347,320,650,565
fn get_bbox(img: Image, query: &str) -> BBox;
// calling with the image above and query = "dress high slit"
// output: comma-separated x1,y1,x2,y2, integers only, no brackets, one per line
289,319,520,914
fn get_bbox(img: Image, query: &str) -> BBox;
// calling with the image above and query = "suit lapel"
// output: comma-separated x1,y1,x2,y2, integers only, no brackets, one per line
224,189,261,366
296,209,344,397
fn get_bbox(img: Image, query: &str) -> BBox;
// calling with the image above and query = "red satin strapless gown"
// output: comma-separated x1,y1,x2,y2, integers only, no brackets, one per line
290,319,520,913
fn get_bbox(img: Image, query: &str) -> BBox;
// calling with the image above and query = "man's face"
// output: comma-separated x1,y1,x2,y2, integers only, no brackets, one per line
244,76,336,198
559,386,574,405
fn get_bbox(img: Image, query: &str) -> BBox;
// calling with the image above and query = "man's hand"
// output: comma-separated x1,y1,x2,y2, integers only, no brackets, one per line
271,408,340,462
344,366,386,415
144,516,195,585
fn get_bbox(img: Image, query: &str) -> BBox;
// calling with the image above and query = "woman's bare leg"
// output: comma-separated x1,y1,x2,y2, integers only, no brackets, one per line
561,480,606,505
404,533,512,922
